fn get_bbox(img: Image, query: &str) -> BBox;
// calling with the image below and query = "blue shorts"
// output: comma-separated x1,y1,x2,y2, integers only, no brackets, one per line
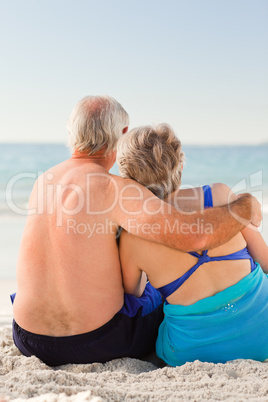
12,283,163,366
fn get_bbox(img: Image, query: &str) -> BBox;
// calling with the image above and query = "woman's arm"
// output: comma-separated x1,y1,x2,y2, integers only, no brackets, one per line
119,231,147,297
212,183,268,272
242,225,268,272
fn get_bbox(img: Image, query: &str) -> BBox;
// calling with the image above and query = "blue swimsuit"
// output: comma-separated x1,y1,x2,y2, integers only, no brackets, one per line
158,185,257,302
156,185,268,366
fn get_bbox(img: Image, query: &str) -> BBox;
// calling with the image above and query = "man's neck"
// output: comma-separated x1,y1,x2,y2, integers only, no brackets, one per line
71,148,116,171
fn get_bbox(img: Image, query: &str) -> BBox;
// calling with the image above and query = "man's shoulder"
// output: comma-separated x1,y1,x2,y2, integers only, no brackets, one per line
109,175,148,191
85,172,126,190
109,174,132,184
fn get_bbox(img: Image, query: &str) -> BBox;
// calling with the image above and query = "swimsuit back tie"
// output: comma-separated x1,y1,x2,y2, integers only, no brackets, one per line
157,185,257,301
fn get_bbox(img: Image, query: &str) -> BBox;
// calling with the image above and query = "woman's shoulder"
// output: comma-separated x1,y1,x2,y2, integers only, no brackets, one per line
168,183,237,211
210,183,237,207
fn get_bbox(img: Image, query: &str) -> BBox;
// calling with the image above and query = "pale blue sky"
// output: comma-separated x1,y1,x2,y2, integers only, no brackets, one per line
0,0,267,144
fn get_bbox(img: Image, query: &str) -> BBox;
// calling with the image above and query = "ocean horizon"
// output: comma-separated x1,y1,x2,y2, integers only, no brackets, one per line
0,142,267,279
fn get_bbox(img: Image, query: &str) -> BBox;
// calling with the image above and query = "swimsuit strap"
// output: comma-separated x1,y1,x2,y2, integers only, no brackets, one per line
158,186,213,300
208,247,257,272
158,247,257,300
202,184,213,209
158,250,210,300
188,185,212,258
157,185,256,301
188,186,212,257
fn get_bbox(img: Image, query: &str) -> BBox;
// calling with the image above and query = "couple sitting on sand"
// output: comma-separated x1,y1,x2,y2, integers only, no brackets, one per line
11,96,268,367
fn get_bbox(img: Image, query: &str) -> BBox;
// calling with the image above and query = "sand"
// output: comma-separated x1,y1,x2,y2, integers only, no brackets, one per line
0,325,268,402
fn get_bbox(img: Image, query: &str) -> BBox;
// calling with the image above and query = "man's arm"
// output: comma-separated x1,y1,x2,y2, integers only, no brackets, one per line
112,178,261,253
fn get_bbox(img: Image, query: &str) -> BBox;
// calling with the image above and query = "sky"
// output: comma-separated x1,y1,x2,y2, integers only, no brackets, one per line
0,0,267,145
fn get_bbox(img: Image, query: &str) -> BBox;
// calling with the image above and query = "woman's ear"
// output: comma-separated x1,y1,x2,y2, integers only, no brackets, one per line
122,127,128,134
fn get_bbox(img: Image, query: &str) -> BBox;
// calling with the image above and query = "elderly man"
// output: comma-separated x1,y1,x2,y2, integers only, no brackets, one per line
12,96,261,366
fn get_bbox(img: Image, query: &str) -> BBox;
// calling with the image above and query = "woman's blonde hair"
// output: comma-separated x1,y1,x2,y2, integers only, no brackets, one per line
67,95,129,155
117,124,184,199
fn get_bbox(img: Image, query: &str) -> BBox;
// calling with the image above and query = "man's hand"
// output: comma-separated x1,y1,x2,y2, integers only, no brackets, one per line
236,193,262,227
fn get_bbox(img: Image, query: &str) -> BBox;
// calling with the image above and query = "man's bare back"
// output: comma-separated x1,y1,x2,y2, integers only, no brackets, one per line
14,152,126,336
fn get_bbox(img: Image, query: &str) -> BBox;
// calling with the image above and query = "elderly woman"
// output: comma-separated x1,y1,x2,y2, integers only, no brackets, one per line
117,124,268,366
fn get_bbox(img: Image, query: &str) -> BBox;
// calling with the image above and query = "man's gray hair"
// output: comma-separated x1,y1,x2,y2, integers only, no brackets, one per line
67,95,129,155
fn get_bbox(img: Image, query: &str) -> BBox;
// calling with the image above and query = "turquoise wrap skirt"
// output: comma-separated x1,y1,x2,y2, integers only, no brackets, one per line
156,263,268,366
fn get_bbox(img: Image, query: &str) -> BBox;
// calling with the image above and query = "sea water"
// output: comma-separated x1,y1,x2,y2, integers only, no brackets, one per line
0,143,267,279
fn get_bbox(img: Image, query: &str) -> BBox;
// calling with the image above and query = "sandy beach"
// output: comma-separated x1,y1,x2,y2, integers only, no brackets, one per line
0,277,268,401
0,324,268,401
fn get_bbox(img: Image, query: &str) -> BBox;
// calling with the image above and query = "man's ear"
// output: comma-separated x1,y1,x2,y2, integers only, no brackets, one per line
122,127,128,134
